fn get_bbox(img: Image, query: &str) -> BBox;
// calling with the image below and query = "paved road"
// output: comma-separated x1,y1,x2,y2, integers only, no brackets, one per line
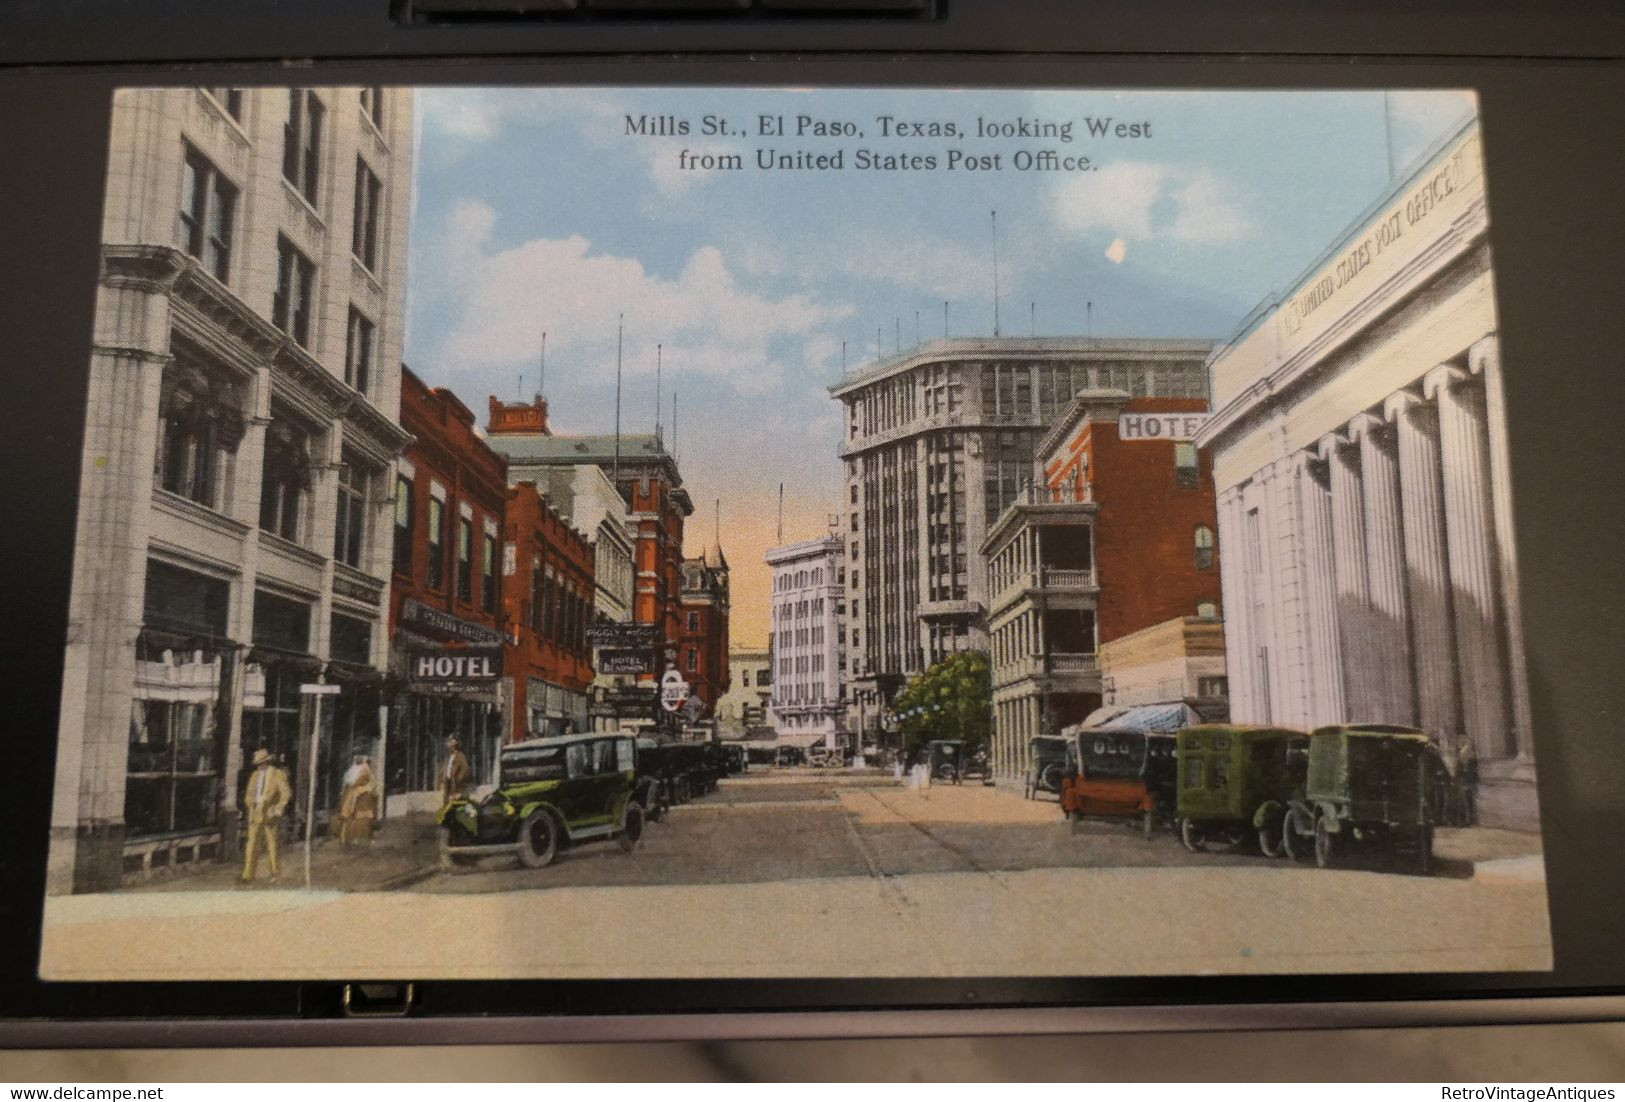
413,772,1489,893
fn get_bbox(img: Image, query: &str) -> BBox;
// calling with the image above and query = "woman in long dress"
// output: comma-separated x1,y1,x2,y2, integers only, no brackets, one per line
338,755,378,847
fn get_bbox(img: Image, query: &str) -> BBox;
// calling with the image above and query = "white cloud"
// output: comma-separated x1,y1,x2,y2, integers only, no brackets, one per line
429,203,854,393
1051,161,1250,247
1104,238,1127,264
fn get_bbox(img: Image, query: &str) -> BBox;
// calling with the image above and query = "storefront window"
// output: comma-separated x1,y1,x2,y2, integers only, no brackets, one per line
125,646,227,839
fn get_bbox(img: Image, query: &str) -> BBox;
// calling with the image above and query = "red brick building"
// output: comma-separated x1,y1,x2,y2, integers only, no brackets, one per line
485,395,702,734
678,546,731,729
388,367,510,805
981,390,1222,780
503,481,596,741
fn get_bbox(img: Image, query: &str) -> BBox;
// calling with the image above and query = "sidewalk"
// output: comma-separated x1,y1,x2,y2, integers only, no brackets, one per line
128,813,442,894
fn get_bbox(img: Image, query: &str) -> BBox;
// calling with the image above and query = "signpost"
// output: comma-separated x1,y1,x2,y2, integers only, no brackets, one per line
660,669,691,714
299,682,342,890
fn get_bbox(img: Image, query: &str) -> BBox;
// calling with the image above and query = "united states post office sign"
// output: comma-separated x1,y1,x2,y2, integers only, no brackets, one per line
1119,413,1210,441
411,647,502,682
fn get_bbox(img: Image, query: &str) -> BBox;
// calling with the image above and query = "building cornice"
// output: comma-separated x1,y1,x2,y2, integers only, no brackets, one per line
828,336,1219,398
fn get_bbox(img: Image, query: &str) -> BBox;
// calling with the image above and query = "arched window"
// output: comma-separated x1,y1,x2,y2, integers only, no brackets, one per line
1194,525,1215,571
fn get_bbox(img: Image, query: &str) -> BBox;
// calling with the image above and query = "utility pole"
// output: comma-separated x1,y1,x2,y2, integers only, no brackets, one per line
991,209,1001,337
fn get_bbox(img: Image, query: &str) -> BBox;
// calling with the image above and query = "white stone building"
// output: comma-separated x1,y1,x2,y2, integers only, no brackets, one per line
1195,118,1537,828
765,535,846,750
50,86,414,891
714,646,773,739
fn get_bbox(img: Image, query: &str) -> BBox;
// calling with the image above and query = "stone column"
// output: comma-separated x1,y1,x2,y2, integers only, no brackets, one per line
1349,413,1416,726
1385,389,1462,747
1470,336,1535,763
1319,433,1372,722
1425,365,1513,760
1214,490,1254,723
1292,453,1345,726
50,263,180,894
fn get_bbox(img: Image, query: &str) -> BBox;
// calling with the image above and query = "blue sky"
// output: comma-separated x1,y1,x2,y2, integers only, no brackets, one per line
401,86,1478,645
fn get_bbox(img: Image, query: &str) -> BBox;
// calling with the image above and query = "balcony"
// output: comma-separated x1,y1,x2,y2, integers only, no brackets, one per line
995,652,1100,689
990,566,1099,615
1041,567,1096,591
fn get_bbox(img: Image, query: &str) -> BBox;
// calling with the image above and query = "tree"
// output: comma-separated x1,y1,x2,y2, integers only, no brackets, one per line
892,650,992,755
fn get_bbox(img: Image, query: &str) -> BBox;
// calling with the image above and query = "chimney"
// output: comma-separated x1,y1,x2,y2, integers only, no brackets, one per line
487,393,550,436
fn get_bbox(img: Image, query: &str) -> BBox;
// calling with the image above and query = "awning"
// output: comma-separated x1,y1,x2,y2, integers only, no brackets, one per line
775,733,828,749
1076,701,1202,733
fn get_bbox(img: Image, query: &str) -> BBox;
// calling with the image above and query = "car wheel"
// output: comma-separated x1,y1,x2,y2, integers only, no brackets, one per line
1180,819,1206,854
516,808,559,869
1314,813,1337,869
1282,807,1313,862
618,802,645,852
1258,823,1284,859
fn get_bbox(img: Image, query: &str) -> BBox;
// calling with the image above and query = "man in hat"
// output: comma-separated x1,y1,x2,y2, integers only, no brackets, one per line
241,747,291,882
440,736,471,808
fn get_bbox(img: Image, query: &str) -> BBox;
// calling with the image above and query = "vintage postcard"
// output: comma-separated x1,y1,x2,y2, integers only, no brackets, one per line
38,85,1550,980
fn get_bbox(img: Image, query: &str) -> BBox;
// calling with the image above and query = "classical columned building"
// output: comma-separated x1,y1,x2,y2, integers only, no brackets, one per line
827,337,1212,741
51,86,414,891
1196,119,1536,828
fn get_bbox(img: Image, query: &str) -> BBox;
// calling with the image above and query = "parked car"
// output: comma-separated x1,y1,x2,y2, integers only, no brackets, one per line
633,737,671,821
1024,734,1070,800
1058,726,1178,837
720,743,747,774
1174,725,1310,855
438,733,644,870
1281,723,1446,873
926,739,965,783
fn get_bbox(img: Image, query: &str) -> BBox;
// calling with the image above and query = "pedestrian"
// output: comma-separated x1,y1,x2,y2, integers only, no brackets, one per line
440,736,471,807
1455,737,1479,827
338,754,378,847
240,747,291,883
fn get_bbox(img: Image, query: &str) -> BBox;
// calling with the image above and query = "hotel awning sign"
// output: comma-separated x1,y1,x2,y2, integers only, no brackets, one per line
411,647,502,682
1119,413,1209,442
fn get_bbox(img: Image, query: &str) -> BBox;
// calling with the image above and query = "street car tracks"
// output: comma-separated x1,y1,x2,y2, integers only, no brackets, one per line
840,787,1019,910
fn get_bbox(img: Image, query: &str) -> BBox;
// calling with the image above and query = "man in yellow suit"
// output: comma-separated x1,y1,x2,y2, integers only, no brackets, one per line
241,747,291,883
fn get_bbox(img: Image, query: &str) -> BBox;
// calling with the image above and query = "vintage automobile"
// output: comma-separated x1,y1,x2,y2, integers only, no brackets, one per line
632,737,671,821
1174,725,1310,855
1023,734,1070,800
926,739,991,784
438,733,645,870
1058,726,1178,836
1281,723,1446,873
720,743,747,775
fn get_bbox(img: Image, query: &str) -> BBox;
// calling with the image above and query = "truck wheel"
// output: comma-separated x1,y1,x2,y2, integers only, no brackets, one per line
517,809,559,869
1258,810,1285,858
1180,819,1206,854
1314,814,1337,869
1282,808,1312,863
618,802,645,852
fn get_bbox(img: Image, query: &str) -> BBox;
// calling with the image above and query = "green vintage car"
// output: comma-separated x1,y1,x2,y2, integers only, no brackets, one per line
438,733,645,870
1174,725,1309,856
1281,724,1445,874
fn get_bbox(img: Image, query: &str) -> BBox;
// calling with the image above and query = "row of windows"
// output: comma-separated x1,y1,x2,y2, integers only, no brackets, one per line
179,87,388,397
527,554,590,656
772,564,832,592
391,476,500,613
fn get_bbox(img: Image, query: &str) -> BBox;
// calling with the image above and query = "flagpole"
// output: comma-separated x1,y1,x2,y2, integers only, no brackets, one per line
613,314,623,484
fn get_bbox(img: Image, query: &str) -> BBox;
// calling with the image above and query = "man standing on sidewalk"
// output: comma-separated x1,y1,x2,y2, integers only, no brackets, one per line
241,748,291,883
440,736,471,808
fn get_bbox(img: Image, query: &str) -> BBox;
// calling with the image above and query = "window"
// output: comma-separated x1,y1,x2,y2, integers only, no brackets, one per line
282,88,323,205
1194,525,1215,571
687,650,698,672
359,86,384,129
177,144,236,282
345,308,374,395
202,87,243,120
742,670,751,688
351,158,382,271
333,462,366,568
1196,600,1217,619
1175,442,1200,490
126,692,219,840
426,497,446,588
259,419,309,543
456,517,474,602
392,476,413,575
687,611,699,632
330,613,371,666
155,372,234,509
1198,676,1229,698
481,534,497,612
529,555,543,631
272,236,315,347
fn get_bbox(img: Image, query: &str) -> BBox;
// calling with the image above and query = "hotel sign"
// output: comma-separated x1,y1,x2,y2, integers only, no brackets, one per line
1119,413,1209,442
400,597,502,645
411,646,502,682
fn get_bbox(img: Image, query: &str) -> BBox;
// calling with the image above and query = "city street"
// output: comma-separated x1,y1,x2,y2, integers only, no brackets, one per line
41,771,1552,981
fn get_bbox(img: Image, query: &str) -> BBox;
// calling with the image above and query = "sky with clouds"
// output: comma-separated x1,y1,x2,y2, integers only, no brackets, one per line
401,86,1479,647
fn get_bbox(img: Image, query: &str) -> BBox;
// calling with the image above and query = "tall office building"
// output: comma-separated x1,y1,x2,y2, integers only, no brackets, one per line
827,337,1212,741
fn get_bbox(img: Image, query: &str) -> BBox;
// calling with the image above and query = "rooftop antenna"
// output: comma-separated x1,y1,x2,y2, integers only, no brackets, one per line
1031,301,1036,337
991,209,1001,337
841,340,847,373
671,392,678,464
654,343,662,442
915,310,921,349
777,482,784,544
538,329,546,399
943,299,949,339
895,317,901,355
613,314,623,484
1086,300,1094,339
